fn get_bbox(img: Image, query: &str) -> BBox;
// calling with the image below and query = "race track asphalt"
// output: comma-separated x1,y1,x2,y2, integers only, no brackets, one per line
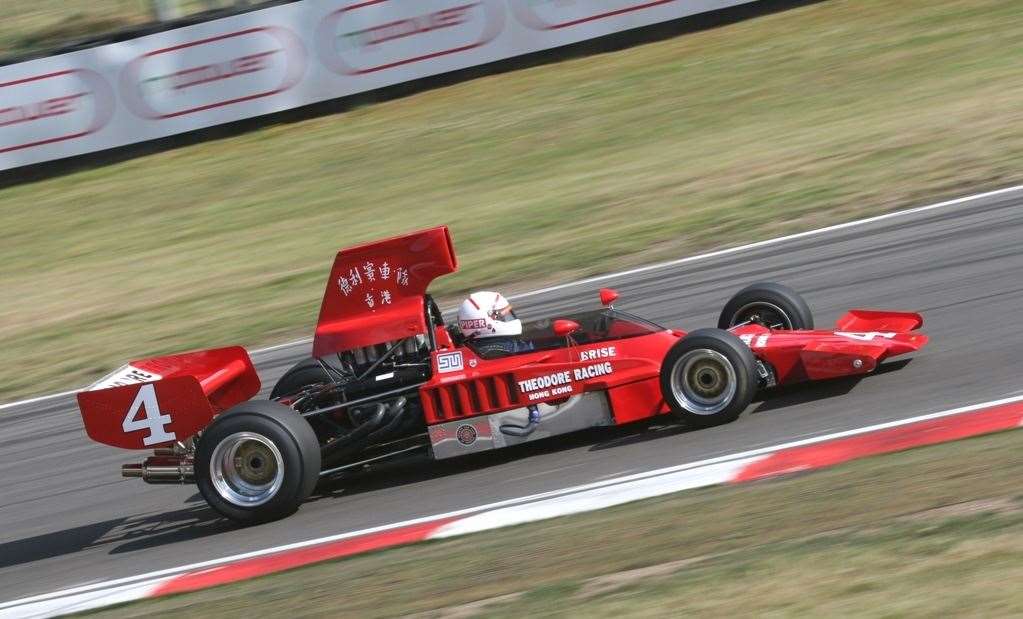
3,188,1023,602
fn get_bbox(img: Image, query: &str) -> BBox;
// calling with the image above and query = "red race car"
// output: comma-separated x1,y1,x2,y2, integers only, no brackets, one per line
77,226,928,523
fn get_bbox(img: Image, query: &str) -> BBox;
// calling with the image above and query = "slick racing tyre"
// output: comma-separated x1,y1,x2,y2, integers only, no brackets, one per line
270,358,331,400
718,282,814,331
196,401,320,525
660,328,758,428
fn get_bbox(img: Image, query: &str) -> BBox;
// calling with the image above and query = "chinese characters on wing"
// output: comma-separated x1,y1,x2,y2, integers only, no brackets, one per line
336,260,411,308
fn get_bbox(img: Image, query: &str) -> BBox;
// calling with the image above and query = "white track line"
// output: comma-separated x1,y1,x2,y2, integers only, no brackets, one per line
0,390,78,411
512,183,1023,298
5,390,1023,616
249,338,313,355
0,340,317,411
3,183,1020,412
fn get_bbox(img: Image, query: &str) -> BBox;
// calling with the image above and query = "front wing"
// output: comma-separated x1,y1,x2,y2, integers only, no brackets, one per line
734,309,927,384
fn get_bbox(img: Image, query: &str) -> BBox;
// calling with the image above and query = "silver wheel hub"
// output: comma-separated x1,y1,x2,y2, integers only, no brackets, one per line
670,349,737,415
210,432,285,507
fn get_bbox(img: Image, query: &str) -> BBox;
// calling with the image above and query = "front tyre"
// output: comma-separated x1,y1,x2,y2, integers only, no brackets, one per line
660,328,757,428
195,401,320,525
718,282,813,330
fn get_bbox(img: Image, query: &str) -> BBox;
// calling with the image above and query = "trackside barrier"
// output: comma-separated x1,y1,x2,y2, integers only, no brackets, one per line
0,0,756,172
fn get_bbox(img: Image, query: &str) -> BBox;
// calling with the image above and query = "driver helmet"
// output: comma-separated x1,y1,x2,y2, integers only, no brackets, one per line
457,291,521,339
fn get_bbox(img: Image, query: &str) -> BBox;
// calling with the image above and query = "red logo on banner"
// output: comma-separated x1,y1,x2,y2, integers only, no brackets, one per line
0,69,114,154
121,26,306,120
512,0,681,30
316,0,505,76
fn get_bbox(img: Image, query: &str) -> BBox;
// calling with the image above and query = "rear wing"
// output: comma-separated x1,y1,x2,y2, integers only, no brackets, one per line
77,346,260,450
313,226,458,358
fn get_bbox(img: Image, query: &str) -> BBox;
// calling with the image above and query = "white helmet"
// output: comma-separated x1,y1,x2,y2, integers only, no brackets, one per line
457,291,521,339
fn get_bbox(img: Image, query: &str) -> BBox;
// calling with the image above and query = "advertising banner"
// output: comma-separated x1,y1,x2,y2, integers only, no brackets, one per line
0,0,755,171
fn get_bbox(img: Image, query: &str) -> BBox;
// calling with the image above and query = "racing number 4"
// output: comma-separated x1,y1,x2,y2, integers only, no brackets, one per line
122,384,176,446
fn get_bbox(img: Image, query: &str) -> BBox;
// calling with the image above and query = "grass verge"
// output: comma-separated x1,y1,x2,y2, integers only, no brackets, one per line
0,1,237,58
89,428,1023,617
3,0,1023,400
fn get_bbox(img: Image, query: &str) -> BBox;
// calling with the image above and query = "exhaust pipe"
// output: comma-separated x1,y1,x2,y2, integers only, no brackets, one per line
122,456,195,484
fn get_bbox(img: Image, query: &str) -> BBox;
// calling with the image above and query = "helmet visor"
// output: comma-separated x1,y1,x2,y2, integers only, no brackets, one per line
490,305,518,323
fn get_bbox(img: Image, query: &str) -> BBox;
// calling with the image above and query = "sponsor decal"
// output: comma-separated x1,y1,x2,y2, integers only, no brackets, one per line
316,0,505,76
518,370,572,394
573,361,613,381
459,318,488,331
437,351,465,373
455,423,478,445
579,345,616,361
512,0,681,31
90,365,163,391
121,27,306,120
336,259,409,308
0,69,114,155
517,362,614,402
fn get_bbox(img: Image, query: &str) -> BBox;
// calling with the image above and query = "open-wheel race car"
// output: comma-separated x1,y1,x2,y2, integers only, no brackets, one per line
77,226,928,524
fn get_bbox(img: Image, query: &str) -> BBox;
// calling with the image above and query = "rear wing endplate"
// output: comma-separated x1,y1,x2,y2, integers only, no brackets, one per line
77,346,260,450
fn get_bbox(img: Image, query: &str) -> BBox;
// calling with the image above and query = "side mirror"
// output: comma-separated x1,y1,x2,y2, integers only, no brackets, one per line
599,288,619,307
552,319,581,337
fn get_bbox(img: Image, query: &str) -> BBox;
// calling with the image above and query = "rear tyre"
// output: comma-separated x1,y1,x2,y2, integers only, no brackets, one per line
718,282,813,330
660,328,757,428
270,358,331,400
195,401,320,525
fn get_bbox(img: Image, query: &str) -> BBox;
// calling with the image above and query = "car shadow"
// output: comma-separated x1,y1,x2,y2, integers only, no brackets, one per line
311,425,630,501
750,359,912,414
107,500,235,554
0,501,229,570
875,358,913,375
586,421,690,452
749,377,864,415
589,359,915,452
0,428,636,570
587,380,870,452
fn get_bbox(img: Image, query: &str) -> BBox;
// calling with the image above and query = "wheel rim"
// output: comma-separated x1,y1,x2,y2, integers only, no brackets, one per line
731,301,793,330
669,349,737,415
209,432,285,507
